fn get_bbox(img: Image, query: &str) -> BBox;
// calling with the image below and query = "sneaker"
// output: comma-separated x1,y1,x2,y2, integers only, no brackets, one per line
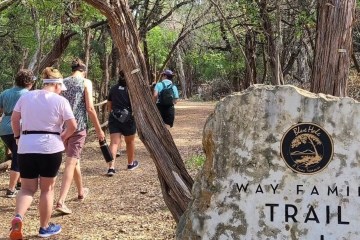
55,203,72,215
38,223,61,238
6,189,18,198
9,217,23,240
78,187,89,201
107,168,116,176
16,182,21,190
127,160,139,170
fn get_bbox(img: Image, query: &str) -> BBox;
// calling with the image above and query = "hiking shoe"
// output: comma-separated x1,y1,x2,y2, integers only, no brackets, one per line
38,223,61,238
55,203,72,215
127,160,139,170
78,187,89,201
107,168,116,176
9,217,23,240
16,182,21,190
6,189,18,198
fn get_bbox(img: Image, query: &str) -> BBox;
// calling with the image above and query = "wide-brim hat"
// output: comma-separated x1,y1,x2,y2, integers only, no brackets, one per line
43,78,67,90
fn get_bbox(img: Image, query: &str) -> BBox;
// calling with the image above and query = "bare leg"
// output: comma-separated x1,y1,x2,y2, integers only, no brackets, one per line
15,178,38,217
124,134,135,165
109,133,121,169
39,177,56,228
73,160,85,196
57,157,77,205
8,170,20,191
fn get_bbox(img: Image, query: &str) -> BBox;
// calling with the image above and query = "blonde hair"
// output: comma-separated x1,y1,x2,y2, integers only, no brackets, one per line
41,67,63,79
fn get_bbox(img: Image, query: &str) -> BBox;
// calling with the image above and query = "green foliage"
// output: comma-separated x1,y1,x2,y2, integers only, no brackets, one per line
146,26,177,70
186,154,206,169
0,141,5,163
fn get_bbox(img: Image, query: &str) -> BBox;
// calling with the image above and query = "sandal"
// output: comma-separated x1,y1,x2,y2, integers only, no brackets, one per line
55,203,72,215
78,187,89,201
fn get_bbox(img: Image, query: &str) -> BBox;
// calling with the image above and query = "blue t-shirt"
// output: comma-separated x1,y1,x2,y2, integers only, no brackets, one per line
154,79,179,104
0,86,29,136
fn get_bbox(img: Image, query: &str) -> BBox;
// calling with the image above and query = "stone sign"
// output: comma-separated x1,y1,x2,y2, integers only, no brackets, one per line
176,85,360,240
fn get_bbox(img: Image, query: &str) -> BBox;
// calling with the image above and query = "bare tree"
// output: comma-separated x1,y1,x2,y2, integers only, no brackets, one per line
82,0,193,222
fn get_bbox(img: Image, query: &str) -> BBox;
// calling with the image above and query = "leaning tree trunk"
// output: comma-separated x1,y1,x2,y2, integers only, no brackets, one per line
83,0,193,222
310,0,356,97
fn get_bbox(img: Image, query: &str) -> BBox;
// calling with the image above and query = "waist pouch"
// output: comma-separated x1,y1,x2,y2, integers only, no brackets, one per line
111,109,131,123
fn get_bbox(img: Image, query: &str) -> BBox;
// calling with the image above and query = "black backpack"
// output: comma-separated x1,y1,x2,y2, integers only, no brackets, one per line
159,82,174,106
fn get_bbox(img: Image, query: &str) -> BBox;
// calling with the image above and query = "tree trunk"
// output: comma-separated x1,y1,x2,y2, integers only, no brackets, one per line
310,0,356,97
176,46,187,99
84,28,92,71
257,0,284,85
83,0,193,223
244,29,257,88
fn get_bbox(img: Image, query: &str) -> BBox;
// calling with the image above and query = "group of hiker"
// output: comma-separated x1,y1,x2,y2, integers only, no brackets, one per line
0,58,179,239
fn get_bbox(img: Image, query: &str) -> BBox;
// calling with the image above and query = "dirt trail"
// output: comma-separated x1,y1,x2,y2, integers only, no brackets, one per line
0,101,215,240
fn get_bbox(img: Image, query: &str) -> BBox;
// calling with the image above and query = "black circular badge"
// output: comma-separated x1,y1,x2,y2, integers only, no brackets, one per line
281,123,333,175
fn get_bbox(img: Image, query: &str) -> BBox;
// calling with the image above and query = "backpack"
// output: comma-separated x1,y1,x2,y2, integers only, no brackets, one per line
158,82,174,106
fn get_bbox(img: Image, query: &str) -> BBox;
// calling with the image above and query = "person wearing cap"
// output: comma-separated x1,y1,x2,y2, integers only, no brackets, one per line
0,69,36,198
9,67,77,239
55,58,105,214
153,69,180,128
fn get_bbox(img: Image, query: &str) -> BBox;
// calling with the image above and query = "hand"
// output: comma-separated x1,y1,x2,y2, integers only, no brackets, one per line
97,130,105,141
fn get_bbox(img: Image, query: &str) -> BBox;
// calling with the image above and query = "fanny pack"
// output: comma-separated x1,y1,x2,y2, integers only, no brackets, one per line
111,109,131,123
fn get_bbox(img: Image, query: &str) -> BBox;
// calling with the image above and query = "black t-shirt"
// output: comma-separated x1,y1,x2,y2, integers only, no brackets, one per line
107,84,132,111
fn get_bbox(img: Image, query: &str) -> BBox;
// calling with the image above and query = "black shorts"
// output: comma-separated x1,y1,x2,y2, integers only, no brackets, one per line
1,134,19,171
108,115,136,136
18,152,63,179
156,104,175,127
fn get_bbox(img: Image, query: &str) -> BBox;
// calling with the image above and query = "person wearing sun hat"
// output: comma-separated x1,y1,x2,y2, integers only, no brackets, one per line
153,69,179,128
8,67,77,239
0,69,36,198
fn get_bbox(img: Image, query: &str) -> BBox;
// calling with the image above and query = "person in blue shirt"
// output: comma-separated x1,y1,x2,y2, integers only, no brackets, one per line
0,69,36,198
153,69,179,128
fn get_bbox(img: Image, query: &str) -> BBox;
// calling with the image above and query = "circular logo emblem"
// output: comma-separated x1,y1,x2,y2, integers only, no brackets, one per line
281,123,333,175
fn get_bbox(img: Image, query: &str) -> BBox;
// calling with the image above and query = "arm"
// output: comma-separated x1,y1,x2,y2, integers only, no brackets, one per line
107,101,112,113
84,79,105,141
11,111,21,138
153,83,159,102
61,118,77,142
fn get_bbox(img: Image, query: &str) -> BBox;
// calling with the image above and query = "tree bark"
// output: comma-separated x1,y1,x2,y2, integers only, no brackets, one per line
82,0,193,223
176,46,187,99
310,0,356,97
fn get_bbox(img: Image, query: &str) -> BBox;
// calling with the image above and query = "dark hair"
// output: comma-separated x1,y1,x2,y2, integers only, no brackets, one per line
162,73,174,80
71,58,87,72
15,69,35,88
118,71,127,87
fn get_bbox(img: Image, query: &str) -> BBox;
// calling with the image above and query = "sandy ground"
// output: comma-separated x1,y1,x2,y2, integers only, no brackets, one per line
0,100,215,240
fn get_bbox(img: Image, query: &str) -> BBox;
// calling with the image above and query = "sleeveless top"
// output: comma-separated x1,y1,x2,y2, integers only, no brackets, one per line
62,76,87,131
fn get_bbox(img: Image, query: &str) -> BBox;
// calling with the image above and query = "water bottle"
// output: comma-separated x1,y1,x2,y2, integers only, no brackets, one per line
99,139,113,162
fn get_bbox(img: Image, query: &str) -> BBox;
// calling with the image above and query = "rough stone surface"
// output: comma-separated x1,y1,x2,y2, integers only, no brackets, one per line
176,85,360,240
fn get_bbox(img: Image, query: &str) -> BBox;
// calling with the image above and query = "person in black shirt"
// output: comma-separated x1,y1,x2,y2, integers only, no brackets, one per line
106,71,139,176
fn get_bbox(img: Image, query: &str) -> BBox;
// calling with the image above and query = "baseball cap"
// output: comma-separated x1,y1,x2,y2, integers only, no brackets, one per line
43,78,67,90
161,69,175,77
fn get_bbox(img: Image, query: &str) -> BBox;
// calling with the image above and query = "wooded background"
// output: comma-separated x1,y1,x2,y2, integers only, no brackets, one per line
1,0,359,101
1,0,359,222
